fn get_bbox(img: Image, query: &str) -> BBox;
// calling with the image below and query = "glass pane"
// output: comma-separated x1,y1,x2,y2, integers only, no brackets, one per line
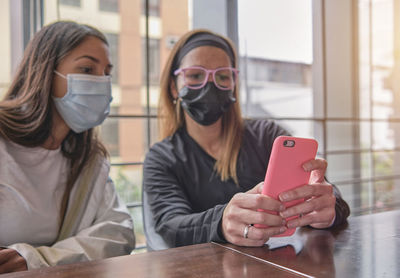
147,116,158,142
99,0,119,13
373,151,399,179
373,179,400,210
110,164,143,204
104,32,120,84
0,0,11,99
327,121,360,152
148,0,190,111
330,148,400,216
141,38,160,85
359,0,394,121
101,117,149,163
326,153,360,183
128,207,146,248
238,0,313,118
341,179,400,216
274,119,315,140
361,151,373,182
60,0,81,7
141,0,160,17
372,121,399,150
357,0,398,215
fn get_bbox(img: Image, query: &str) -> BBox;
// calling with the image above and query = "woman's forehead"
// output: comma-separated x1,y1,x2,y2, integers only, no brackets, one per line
180,46,232,68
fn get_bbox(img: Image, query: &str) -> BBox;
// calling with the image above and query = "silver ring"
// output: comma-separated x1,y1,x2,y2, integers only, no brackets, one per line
243,224,252,239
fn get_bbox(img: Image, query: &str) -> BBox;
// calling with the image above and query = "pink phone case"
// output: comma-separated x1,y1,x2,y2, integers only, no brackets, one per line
255,136,318,237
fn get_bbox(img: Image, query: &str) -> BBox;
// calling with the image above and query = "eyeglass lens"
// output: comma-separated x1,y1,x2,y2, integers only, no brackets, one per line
183,68,235,89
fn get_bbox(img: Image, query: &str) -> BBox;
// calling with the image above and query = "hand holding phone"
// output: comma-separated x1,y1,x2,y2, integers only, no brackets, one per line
255,136,318,237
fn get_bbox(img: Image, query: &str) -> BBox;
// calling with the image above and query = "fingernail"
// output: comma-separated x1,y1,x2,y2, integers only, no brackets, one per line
280,226,287,233
287,222,296,228
279,204,285,211
281,219,286,225
280,211,288,218
280,193,288,201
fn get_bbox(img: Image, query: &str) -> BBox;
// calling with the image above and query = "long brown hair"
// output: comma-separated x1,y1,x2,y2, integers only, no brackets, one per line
158,29,243,183
0,21,108,226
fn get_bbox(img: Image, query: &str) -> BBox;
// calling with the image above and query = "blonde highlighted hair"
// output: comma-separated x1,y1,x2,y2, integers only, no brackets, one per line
158,29,243,183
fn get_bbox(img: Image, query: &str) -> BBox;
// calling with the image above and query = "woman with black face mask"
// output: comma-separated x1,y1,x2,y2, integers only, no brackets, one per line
142,29,350,250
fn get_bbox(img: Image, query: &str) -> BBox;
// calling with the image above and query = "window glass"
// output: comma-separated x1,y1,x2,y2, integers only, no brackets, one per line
60,0,81,7
99,0,119,13
104,33,119,84
141,0,160,16
141,38,160,85
0,0,11,100
358,0,397,212
238,0,313,137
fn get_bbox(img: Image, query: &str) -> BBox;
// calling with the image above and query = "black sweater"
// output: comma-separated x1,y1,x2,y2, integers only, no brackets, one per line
143,119,350,247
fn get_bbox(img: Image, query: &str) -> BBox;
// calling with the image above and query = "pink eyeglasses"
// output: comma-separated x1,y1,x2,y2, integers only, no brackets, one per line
174,66,239,90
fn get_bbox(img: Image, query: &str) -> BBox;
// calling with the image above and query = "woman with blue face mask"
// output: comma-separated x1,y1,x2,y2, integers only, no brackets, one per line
142,29,350,250
0,21,135,273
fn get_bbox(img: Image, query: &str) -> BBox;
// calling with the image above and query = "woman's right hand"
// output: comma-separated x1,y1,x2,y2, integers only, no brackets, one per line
221,182,287,246
0,248,27,274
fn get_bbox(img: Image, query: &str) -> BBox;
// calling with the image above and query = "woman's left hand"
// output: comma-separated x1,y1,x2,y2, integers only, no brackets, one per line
278,158,336,229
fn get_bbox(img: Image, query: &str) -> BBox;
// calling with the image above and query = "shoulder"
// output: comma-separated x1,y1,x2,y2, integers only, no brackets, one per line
96,157,111,176
90,154,110,174
243,118,290,141
144,130,186,168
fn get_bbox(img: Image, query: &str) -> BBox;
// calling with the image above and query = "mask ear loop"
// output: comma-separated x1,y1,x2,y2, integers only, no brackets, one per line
54,70,67,79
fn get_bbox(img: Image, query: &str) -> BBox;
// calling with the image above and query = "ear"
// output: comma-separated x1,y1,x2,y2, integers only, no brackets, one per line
170,79,179,100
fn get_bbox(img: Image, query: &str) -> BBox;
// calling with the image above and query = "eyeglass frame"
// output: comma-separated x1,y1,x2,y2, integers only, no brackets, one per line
173,66,239,91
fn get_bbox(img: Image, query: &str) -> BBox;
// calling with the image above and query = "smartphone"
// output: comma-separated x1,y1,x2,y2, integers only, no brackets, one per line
255,136,318,237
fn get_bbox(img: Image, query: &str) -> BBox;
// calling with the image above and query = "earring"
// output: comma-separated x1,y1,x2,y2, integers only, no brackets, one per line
173,98,178,105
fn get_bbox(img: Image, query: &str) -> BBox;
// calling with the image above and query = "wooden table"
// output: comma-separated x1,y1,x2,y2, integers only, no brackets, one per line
219,209,400,278
2,210,400,278
0,243,299,278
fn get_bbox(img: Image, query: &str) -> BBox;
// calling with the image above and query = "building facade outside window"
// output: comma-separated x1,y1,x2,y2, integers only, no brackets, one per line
104,32,119,84
141,38,160,85
99,0,119,13
60,0,81,7
141,0,160,17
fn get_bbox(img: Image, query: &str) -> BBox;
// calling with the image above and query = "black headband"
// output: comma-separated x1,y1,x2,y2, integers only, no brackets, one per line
172,32,236,73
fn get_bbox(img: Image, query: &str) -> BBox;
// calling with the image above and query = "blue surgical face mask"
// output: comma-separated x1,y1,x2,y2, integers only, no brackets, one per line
53,71,113,133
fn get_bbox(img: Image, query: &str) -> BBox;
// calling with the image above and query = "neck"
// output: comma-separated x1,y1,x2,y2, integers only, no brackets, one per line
42,109,70,150
185,113,222,159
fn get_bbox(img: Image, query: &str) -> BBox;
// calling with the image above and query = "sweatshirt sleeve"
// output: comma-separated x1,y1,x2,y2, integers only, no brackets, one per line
331,183,351,227
143,146,226,247
8,178,135,269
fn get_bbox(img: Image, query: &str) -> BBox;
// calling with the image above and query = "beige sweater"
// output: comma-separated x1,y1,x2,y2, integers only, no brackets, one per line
0,137,135,269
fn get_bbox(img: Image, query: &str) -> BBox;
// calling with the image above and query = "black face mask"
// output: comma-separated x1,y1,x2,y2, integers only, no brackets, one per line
178,82,236,126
